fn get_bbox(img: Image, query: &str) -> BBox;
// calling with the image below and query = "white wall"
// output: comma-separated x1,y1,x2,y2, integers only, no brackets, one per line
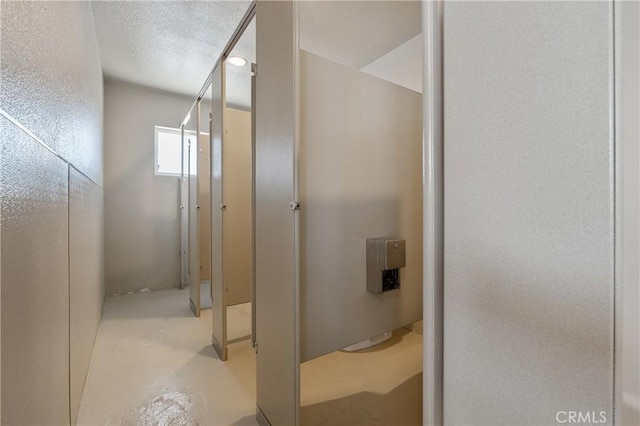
361,34,423,93
104,79,195,295
0,2,104,424
617,1,640,424
0,3,104,185
442,2,614,424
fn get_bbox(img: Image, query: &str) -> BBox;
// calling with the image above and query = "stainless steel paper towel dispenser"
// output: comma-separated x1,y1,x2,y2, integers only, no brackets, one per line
366,237,406,293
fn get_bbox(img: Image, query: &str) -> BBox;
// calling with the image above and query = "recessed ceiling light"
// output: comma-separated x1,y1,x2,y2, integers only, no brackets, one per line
228,56,248,67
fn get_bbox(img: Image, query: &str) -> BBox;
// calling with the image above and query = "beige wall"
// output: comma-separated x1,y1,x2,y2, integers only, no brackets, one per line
0,2,104,424
104,79,195,295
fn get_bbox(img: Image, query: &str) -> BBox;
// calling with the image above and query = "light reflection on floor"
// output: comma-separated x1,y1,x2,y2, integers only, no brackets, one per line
77,288,257,426
77,287,422,426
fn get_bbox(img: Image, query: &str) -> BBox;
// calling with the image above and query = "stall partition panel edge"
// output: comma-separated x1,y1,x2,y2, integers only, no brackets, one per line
255,1,299,424
199,96,213,310
211,62,227,360
180,125,190,292
188,110,200,317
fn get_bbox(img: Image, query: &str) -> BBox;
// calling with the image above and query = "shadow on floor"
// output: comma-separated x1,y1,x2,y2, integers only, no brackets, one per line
103,288,196,320
231,415,260,426
301,372,422,426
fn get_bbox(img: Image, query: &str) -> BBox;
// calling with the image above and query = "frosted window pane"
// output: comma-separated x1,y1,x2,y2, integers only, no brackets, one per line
156,129,182,175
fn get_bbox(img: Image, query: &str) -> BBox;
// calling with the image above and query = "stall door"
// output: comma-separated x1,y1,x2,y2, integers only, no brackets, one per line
255,2,299,424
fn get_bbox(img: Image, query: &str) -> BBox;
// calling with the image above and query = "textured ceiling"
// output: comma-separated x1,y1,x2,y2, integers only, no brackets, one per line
92,1,421,109
225,18,255,110
91,1,251,98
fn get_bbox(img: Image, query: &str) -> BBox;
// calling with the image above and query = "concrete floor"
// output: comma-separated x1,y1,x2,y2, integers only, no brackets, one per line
77,288,257,426
301,329,423,426
77,288,423,425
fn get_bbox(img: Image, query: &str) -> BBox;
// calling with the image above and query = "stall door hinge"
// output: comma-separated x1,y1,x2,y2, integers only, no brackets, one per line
253,341,258,354
290,201,300,211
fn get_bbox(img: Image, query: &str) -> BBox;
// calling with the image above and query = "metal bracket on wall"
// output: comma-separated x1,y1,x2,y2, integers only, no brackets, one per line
289,201,300,211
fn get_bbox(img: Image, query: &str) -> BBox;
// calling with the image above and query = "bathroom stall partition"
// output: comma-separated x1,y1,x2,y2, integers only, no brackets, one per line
222,15,255,313
199,98,212,309
255,1,423,424
254,2,638,425
222,106,253,308
211,97,255,361
299,49,423,361
254,2,298,424
180,125,188,289
180,1,422,422
180,60,239,351
210,62,226,357
188,113,199,313
181,112,203,315
181,88,216,317
178,1,256,357
207,8,256,361
180,98,212,316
